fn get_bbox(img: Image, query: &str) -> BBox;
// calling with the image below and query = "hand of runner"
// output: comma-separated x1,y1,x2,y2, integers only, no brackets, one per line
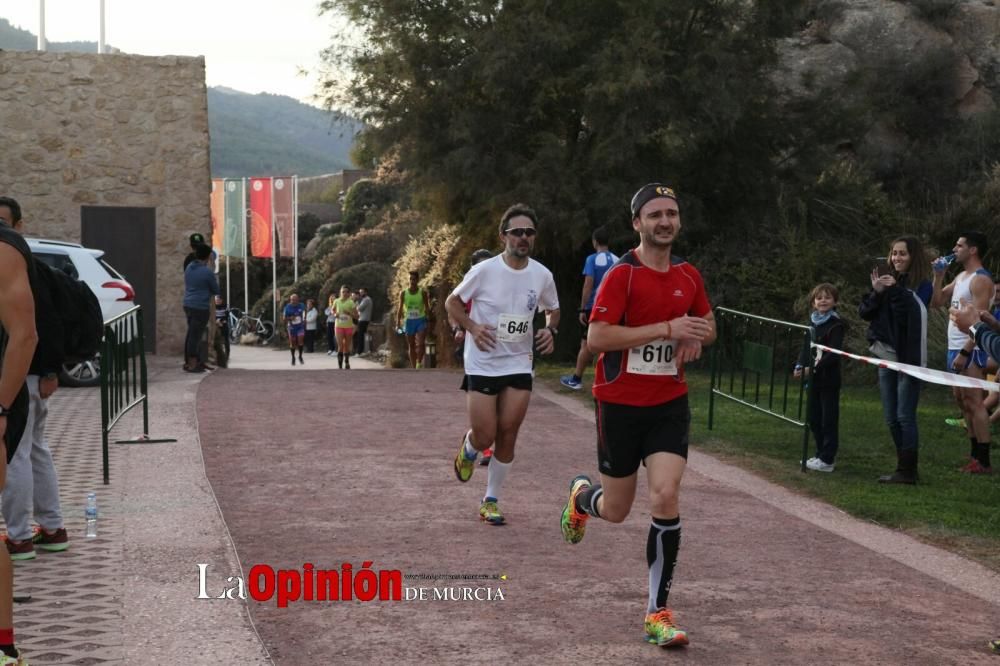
951,354,966,372
949,299,979,333
668,315,712,341
675,339,702,363
534,327,555,355
469,322,496,351
578,312,588,326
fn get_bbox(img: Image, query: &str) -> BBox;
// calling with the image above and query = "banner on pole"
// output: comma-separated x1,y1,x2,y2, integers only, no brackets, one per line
210,179,225,253
249,177,273,259
273,176,295,257
222,178,245,257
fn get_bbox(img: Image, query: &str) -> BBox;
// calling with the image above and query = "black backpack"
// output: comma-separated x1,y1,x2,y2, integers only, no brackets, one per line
32,258,105,363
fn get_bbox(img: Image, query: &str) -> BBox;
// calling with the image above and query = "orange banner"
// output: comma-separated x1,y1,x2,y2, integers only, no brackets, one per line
210,179,225,253
249,177,273,258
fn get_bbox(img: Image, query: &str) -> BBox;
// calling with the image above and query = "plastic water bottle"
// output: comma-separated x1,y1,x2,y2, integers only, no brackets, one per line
934,254,956,271
85,492,98,538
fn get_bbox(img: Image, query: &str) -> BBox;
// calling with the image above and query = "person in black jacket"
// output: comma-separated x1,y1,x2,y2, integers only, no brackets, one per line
0,196,39,666
858,235,932,484
794,283,846,472
1,197,70,564
949,300,1000,654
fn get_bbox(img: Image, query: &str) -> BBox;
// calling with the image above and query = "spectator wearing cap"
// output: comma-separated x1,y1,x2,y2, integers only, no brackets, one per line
183,233,207,270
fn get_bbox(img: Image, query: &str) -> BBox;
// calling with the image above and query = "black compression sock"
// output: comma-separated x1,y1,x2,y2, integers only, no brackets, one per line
575,483,603,518
976,442,992,468
970,437,978,458
646,516,681,612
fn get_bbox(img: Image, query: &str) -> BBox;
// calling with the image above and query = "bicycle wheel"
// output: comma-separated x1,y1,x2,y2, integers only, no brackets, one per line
231,320,248,343
258,320,275,344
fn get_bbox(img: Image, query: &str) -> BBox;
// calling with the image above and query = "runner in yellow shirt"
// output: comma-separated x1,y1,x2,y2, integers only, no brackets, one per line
332,285,359,369
396,270,431,368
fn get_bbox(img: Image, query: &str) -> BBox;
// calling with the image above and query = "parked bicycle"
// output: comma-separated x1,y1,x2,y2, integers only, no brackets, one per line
229,308,275,344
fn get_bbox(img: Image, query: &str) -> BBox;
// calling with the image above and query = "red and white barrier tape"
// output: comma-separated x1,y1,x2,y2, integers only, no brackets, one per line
811,343,1000,392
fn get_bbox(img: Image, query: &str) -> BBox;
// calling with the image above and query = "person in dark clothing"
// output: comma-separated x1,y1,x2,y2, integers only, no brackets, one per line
0,197,70,564
183,244,219,372
950,300,1000,652
0,196,39,666
794,283,846,472
858,235,932,484
213,295,230,368
182,232,206,270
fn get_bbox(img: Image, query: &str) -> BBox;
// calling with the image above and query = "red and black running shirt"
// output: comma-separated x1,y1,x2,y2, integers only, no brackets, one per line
590,250,711,407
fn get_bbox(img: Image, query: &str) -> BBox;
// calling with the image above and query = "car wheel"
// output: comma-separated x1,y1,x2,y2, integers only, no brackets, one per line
59,354,101,387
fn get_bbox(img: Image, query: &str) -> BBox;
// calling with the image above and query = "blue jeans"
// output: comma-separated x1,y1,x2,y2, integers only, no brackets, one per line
878,368,922,452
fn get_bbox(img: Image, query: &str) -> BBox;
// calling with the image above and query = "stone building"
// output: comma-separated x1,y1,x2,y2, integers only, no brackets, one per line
0,51,211,354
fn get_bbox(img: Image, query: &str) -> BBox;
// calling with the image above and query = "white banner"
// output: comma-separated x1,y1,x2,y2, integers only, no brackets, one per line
812,343,1000,392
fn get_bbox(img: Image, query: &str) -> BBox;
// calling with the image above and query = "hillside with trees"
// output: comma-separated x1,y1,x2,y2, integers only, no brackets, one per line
207,87,361,177
302,0,1000,365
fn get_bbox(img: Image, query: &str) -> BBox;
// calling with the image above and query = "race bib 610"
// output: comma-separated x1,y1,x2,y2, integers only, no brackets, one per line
627,339,677,376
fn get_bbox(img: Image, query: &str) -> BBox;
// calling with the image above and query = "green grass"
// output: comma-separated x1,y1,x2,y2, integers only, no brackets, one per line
534,363,1000,572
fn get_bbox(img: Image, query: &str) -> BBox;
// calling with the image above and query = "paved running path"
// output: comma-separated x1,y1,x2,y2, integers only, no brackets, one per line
197,360,1000,664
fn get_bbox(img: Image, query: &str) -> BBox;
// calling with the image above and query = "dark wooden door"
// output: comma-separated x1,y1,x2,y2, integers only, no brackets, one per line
81,206,157,352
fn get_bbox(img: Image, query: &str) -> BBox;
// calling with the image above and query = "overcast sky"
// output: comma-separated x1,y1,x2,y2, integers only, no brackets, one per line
1,0,350,107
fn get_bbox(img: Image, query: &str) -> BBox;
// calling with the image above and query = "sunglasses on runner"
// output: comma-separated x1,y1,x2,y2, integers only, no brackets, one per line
505,228,537,238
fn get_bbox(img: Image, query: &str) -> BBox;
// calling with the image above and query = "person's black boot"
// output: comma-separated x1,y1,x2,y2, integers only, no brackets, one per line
878,449,917,484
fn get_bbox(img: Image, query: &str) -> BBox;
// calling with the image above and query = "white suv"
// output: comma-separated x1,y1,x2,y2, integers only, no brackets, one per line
27,238,136,387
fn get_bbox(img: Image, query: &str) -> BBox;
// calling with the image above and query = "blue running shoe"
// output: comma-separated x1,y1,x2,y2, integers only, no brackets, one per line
560,375,582,390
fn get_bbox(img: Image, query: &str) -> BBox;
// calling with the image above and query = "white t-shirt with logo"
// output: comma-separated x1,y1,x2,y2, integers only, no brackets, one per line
452,255,560,376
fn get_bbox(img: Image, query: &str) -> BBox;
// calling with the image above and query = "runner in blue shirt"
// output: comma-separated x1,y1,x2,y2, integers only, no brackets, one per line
561,226,618,390
283,294,306,366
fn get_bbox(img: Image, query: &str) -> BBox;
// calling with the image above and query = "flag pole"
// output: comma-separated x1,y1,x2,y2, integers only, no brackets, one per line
272,178,277,328
242,178,248,314
292,175,298,282
38,0,46,51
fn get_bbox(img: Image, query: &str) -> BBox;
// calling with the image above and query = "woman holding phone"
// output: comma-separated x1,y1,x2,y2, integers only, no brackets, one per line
858,235,933,484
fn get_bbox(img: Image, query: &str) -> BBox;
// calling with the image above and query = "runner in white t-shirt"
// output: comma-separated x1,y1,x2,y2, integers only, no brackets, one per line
444,203,560,525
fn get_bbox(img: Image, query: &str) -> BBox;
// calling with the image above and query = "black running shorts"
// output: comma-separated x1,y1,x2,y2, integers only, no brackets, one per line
460,373,533,395
595,395,690,478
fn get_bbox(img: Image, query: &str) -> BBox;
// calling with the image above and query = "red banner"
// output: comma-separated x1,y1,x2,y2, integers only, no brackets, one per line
249,177,273,258
210,179,225,253
272,176,295,257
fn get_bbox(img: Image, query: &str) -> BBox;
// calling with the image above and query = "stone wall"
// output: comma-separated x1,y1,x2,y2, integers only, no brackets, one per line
0,51,211,354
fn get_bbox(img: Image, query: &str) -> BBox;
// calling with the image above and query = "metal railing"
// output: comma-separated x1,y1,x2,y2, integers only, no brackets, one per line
99,306,148,484
708,307,813,470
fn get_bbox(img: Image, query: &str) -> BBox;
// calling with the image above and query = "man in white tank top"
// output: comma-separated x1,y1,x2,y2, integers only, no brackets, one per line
932,231,994,473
